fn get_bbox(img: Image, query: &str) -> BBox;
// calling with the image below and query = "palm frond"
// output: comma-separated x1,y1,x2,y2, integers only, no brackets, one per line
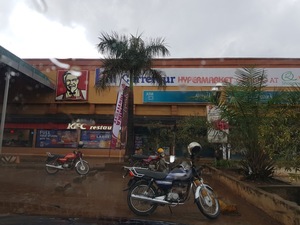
285,84,300,105
97,32,129,58
145,37,170,57
143,69,167,89
235,67,267,88
96,31,170,91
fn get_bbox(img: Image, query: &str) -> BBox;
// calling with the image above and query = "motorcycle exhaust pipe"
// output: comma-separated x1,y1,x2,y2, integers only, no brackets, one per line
131,194,183,206
45,164,63,170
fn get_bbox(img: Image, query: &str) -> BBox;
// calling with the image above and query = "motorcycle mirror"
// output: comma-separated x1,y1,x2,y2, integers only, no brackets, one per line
169,155,175,163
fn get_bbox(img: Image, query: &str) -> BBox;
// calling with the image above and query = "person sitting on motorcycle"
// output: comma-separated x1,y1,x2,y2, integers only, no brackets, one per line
156,147,169,172
157,147,165,157
134,147,143,155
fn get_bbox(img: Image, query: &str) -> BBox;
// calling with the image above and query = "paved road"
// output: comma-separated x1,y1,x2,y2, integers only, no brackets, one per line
0,163,283,225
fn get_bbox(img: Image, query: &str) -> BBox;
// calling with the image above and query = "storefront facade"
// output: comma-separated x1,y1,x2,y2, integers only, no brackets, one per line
2,57,300,157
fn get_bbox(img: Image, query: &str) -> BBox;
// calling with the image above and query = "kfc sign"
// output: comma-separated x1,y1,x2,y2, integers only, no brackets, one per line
67,123,112,130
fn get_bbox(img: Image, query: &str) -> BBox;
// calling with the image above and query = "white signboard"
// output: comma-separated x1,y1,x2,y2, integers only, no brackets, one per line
97,67,300,87
207,105,229,143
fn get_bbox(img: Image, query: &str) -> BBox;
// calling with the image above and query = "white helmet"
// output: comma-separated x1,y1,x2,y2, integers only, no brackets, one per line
78,141,84,148
187,142,202,156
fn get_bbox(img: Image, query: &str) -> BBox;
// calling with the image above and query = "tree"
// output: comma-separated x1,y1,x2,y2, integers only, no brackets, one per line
143,115,212,157
142,121,175,154
95,32,170,157
217,67,275,180
260,86,300,172
176,115,209,147
217,68,300,180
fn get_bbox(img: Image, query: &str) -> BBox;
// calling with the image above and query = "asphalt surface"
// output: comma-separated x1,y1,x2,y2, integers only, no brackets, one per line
0,157,283,225
0,214,185,225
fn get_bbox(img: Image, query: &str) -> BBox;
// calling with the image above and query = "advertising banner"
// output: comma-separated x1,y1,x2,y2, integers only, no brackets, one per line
81,130,111,148
36,129,78,148
110,77,129,149
120,85,129,148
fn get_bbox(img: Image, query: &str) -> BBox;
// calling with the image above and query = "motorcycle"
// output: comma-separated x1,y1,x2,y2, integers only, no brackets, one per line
129,153,160,170
129,148,172,171
45,141,90,175
123,142,220,219
128,148,167,171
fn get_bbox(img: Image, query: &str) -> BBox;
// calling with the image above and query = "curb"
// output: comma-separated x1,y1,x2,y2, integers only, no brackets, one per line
207,166,300,225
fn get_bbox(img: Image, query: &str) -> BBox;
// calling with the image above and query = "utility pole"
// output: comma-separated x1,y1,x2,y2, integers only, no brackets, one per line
0,70,15,154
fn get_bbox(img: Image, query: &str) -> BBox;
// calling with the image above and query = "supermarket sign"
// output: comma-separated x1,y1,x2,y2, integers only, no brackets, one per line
96,67,300,87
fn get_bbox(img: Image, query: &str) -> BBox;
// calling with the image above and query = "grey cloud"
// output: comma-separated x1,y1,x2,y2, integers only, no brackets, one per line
2,0,300,58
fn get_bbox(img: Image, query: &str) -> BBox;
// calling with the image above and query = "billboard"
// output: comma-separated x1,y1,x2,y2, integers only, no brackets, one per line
56,70,89,101
96,67,300,87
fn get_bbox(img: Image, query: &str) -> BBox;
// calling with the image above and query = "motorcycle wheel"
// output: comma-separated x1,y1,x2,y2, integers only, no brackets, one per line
195,185,220,219
75,161,90,175
127,180,158,216
45,160,59,175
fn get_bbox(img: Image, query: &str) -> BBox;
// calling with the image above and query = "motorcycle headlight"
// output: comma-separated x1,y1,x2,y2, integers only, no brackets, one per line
169,155,175,163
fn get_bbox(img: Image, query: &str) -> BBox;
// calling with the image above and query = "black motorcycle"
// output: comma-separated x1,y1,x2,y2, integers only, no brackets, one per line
123,142,220,219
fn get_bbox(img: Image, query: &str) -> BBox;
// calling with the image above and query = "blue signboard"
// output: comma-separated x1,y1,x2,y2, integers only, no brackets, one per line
81,130,111,149
143,91,284,104
143,91,211,103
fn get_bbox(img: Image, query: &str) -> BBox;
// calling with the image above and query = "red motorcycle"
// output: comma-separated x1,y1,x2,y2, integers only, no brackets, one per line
45,141,90,175
130,154,160,170
128,148,169,171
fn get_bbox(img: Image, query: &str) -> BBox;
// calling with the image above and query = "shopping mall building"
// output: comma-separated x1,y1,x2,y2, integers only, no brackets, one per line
1,45,300,158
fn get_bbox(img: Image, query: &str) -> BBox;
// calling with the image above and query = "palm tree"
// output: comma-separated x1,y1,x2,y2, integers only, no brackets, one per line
95,32,170,157
217,68,300,180
218,67,275,180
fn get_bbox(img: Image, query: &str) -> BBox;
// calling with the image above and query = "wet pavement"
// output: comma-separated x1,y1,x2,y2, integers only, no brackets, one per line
0,158,283,225
0,214,186,225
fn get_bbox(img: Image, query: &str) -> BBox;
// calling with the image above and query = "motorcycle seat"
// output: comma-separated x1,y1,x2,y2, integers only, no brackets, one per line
47,153,65,159
135,168,168,179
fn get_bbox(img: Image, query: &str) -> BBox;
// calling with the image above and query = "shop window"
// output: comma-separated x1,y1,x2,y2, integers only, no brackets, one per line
135,134,152,154
3,129,34,147
80,130,111,149
36,129,78,148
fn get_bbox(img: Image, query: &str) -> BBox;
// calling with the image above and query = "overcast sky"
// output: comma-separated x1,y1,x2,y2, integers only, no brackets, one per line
1,0,300,59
